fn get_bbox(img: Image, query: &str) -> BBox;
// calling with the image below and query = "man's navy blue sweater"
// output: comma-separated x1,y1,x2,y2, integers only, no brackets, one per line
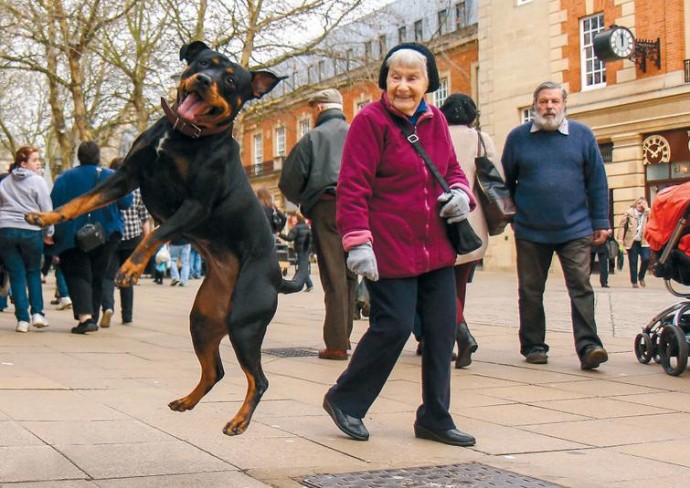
502,120,609,244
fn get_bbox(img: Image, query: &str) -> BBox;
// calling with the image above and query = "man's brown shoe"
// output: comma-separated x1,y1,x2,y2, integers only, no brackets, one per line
318,348,348,360
580,345,608,370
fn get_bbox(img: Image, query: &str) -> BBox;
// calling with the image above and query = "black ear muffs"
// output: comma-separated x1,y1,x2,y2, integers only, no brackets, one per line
179,41,211,63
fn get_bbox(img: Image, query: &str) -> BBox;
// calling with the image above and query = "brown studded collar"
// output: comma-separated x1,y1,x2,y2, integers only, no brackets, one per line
161,97,233,138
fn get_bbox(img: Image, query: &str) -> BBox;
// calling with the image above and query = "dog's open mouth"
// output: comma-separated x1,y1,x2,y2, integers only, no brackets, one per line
177,92,213,122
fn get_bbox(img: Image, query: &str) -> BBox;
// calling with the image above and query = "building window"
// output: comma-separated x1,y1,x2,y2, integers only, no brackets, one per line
318,60,325,82
455,1,467,30
414,19,423,42
378,34,387,58
253,133,263,165
581,13,607,89
433,77,449,106
346,48,353,70
274,127,286,157
438,9,448,35
521,107,533,123
364,40,372,61
298,118,310,138
598,142,613,163
398,25,407,43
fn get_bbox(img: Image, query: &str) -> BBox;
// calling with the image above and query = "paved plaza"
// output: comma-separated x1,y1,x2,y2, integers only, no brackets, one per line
1,267,690,487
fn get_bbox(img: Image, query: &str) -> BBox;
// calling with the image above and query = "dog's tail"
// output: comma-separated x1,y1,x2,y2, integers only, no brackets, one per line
279,249,311,294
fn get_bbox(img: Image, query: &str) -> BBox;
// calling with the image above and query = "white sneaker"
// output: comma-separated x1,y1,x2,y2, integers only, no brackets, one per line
31,313,49,328
16,321,29,333
57,297,72,310
100,309,113,328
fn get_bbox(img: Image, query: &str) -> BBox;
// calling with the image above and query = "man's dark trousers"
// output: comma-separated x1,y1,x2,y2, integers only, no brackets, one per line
310,199,356,350
516,237,604,358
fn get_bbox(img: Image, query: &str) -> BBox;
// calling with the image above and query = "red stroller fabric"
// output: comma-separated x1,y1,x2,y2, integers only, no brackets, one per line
645,181,690,255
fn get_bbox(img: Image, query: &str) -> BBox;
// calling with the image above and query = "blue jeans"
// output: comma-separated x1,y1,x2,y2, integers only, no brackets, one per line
56,266,69,298
169,243,191,285
627,241,650,284
190,247,203,278
0,228,45,322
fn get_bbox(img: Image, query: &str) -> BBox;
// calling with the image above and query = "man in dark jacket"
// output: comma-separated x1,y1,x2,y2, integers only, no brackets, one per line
279,88,355,360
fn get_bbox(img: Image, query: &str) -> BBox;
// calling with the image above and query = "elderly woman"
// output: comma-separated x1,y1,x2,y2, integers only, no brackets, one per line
322,43,476,447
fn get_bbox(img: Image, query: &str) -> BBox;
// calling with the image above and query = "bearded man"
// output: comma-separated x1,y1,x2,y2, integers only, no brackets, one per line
502,81,610,370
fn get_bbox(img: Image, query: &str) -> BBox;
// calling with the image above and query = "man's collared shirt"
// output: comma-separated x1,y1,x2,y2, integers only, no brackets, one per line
531,117,569,135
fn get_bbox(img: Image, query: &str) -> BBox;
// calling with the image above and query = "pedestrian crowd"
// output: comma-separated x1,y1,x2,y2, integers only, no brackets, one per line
0,40,657,451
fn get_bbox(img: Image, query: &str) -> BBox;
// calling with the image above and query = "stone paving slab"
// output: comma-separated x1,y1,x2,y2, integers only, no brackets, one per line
1,269,689,487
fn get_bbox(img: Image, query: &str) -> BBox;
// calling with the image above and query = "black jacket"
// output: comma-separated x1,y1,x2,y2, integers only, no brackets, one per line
279,109,349,217
280,221,311,254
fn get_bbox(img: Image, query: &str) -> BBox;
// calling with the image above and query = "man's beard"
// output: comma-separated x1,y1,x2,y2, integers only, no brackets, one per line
533,109,565,131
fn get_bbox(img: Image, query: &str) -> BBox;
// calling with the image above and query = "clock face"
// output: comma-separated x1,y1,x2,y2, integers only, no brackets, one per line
610,27,635,58
642,135,671,165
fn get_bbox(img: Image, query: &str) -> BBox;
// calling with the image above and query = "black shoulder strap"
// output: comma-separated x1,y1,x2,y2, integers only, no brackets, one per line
390,115,451,194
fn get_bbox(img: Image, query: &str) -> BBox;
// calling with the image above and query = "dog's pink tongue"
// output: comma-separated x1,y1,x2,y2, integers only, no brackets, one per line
178,94,211,121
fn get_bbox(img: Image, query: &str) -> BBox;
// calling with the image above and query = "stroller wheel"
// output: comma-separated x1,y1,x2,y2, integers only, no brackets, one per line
659,325,689,376
651,332,662,363
634,333,653,364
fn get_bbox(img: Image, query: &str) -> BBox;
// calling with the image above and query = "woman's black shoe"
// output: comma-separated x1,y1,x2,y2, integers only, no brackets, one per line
71,320,98,334
322,394,369,441
414,424,476,446
455,322,478,368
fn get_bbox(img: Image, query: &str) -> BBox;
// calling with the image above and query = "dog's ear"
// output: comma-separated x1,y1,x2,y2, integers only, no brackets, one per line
250,72,287,99
180,41,211,63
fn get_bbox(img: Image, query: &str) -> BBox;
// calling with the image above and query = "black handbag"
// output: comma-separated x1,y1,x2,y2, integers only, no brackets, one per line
75,168,106,252
393,118,482,255
475,130,516,236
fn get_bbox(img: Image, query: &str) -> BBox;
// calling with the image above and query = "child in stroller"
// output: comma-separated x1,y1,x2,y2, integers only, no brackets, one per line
634,182,690,375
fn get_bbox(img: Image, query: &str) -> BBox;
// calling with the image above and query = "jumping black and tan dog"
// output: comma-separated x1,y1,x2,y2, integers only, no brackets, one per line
26,41,308,436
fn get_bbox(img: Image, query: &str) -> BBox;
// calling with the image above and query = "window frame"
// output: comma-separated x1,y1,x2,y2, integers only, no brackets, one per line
298,117,311,139
414,19,423,42
432,76,450,106
253,132,263,165
580,13,607,90
437,9,448,35
455,1,467,30
274,126,286,158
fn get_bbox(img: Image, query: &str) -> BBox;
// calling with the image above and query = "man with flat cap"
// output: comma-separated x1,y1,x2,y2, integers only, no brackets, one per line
280,88,356,360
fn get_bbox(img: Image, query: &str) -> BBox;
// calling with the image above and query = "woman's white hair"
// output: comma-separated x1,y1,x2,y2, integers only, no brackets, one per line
385,49,428,80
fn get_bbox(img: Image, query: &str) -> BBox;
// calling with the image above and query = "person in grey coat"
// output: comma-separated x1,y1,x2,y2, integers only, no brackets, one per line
279,88,356,360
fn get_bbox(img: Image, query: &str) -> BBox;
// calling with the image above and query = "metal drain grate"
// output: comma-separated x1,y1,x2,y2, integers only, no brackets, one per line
301,463,562,488
262,347,318,358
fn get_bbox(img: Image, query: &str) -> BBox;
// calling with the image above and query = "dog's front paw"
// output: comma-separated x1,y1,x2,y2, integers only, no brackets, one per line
25,211,63,227
223,416,249,436
115,260,144,287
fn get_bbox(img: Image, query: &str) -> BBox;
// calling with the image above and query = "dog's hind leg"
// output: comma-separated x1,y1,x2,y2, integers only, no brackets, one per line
168,251,239,412
222,261,279,436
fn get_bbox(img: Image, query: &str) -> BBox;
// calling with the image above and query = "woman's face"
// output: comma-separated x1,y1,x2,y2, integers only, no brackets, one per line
636,199,648,211
386,62,428,116
22,151,42,174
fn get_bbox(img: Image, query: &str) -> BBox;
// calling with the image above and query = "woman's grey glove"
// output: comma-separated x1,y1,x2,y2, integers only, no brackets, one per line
438,189,470,223
346,242,379,281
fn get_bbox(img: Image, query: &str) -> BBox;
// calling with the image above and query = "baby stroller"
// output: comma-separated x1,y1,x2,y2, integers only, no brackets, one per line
634,183,690,376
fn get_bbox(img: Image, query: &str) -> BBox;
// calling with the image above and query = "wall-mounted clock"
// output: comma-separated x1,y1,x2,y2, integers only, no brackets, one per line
593,25,635,62
642,134,671,165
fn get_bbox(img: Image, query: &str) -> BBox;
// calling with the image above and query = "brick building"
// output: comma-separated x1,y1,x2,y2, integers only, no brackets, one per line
480,0,690,269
